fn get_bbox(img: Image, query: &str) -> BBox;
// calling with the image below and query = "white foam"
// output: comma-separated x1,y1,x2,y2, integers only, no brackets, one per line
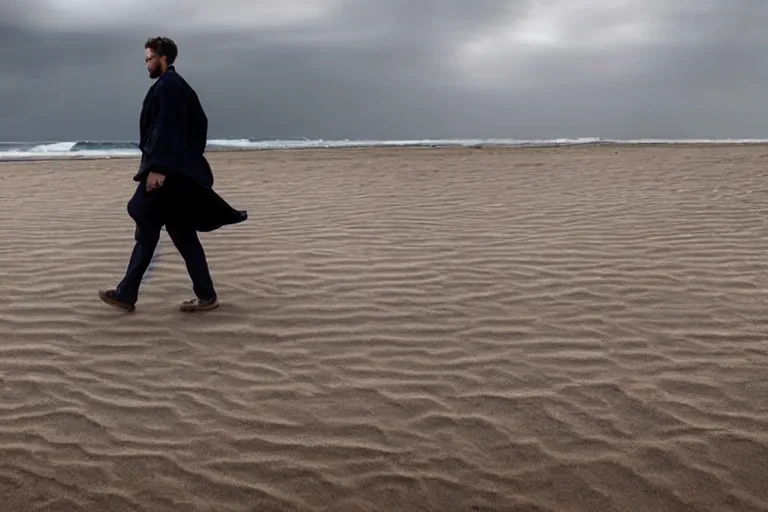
207,137,604,150
0,146,140,160
29,141,79,152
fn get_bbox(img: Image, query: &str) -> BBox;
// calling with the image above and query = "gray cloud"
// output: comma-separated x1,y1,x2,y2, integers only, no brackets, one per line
1,0,766,141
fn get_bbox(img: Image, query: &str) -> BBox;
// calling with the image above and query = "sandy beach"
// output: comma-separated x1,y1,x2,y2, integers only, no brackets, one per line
0,144,766,511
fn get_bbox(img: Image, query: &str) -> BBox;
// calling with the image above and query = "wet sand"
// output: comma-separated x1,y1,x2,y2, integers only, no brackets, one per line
0,145,766,511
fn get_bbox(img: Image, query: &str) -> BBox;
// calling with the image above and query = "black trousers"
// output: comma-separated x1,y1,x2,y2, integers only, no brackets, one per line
115,177,216,305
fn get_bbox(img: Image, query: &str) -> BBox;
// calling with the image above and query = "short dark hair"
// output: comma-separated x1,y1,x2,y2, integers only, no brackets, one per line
145,36,178,65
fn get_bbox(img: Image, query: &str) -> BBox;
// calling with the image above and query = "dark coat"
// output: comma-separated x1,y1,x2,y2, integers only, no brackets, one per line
129,65,247,232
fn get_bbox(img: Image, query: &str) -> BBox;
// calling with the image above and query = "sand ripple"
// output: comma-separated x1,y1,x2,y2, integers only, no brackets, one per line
0,146,766,511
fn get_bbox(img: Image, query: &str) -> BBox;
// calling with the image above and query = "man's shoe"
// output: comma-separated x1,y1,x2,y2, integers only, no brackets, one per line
179,296,220,313
99,290,136,312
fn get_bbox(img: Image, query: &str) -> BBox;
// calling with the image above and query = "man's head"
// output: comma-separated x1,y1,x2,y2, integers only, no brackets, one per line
144,36,178,79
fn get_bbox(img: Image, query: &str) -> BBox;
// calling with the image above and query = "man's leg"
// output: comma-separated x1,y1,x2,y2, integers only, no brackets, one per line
165,222,218,311
100,179,170,312
101,222,163,310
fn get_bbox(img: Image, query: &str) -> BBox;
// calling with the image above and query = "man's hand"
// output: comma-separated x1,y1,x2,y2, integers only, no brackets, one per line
146,171,166,192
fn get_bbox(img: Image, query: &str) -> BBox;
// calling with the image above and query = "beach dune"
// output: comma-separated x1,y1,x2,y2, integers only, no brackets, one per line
0,145,766,511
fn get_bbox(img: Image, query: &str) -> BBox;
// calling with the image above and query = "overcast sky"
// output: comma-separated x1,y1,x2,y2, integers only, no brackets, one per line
1,0,766,141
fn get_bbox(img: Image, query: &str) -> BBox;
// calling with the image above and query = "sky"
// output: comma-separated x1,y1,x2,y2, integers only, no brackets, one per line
1,0,766,141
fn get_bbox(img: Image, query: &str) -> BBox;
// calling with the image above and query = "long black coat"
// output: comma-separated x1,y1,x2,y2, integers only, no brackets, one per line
129,65,247,232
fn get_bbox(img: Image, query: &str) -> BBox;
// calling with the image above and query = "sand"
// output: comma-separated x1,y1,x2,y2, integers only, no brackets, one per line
0,144,766,512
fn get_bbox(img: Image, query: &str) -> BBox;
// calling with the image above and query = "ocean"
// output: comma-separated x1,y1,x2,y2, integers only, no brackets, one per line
1,137,767,161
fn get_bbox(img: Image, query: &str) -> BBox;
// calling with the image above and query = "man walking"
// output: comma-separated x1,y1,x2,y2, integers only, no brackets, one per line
99,36,247,313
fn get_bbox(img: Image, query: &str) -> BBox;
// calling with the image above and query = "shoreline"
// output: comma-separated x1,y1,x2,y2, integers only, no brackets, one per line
3,140,768,164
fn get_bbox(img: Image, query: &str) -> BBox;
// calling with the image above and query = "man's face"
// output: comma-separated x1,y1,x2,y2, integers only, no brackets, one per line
144,48,165,79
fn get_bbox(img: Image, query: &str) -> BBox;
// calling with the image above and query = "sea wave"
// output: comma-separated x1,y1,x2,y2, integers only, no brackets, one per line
1,137,767,160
